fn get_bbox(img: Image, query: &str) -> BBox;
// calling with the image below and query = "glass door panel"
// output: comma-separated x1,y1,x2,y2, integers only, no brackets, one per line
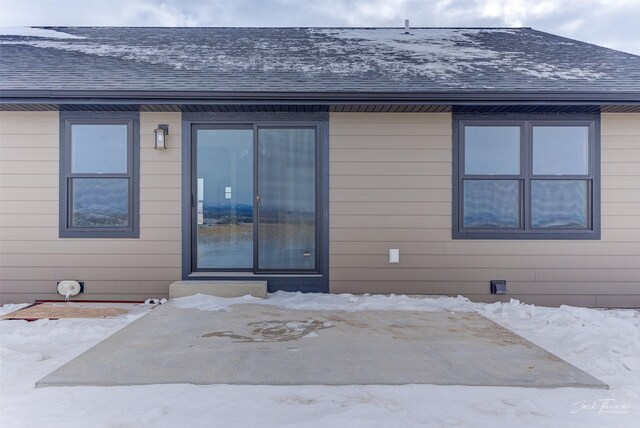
257,128,317,271
195,129,254,269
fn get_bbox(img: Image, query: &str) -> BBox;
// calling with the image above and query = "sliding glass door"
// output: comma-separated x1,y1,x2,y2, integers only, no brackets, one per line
195,128,254,269
257,128,317,271
193,125,318,273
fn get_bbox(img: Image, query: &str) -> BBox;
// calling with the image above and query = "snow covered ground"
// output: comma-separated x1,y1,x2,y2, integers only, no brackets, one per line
1,293,638,428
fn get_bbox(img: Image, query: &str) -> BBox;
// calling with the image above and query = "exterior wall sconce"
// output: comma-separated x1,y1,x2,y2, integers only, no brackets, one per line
154,124,169,150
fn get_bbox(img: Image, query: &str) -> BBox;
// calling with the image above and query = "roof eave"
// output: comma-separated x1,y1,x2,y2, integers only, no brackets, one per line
1,90,639,106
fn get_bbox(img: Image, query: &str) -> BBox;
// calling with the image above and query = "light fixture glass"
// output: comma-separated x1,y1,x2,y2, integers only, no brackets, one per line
154,125,168,150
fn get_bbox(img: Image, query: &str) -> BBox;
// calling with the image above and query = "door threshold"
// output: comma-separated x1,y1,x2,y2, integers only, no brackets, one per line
188,272,323,278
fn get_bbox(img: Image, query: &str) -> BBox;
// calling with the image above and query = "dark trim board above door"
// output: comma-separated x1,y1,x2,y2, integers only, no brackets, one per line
181,112,329,293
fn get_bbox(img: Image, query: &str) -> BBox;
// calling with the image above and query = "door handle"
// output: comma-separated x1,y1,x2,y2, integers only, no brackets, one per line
256,195,260,203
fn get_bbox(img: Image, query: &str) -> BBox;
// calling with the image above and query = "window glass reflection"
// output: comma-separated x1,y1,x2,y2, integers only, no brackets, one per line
464,126,520,175
463,180,520,228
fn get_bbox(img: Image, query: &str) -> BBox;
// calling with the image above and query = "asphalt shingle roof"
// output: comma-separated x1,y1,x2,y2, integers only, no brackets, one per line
1,26,639,94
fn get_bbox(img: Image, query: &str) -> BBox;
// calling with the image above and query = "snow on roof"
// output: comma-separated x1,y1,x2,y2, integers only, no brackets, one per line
0,27,638,93
0,26,82,39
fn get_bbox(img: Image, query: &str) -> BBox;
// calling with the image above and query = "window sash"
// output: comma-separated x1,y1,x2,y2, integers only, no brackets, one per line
455,117,598,239
60,114,139,238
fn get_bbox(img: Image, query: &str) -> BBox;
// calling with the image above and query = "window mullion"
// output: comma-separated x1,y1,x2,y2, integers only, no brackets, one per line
522,121,531,232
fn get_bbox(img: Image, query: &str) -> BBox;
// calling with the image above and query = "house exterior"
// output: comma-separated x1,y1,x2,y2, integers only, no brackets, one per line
1,26,639,307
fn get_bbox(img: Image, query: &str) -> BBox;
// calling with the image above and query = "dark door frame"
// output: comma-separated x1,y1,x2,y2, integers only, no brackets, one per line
181,112,329,293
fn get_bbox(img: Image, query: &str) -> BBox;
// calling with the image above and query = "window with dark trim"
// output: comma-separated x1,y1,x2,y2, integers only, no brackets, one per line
453,114,600,240
59,112,139,238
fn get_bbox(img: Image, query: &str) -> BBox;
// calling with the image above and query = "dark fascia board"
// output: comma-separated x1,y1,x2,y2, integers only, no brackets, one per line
1,90,639,106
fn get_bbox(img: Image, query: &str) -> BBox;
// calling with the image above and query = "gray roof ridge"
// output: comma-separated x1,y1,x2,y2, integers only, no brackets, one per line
30,25,532,30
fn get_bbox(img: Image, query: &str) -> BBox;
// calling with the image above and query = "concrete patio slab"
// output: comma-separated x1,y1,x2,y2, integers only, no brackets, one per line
36,303,607,389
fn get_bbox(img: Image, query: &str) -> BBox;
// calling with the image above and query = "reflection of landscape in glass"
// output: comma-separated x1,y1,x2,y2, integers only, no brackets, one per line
532,180,587,228
71,178,129,227
463,180,519,228
258,128,316,270
196,129,254,269
197,203,254,269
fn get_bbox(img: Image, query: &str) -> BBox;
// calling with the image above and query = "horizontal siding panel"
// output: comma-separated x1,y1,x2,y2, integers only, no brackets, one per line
444,241,640,256
0,280,114,294
330,149,450,163
330,175,451,189
330,214,450,229
601,216,640,229
602,229,640,241
623,256,640,268
0,200,58,214
140,214,181,228
330,267,535,282
331,228,450,242
330,280,446,295
601,135,640,150
0,267,55,280
0,160,58,174
449,280,640,296
596,295,640,308
501,281,640,295
330,241,445,255
330,135,451,149
330,188,451,202
601,114,640,135
53,267,181,281
601,176,640,189
114,280,173,294
601,162,640,176
139,227,181,241
0,239,148,254
536,268,640,282
331,254,536,269
0,147,58,161
601,202,640,216
144,240,182,254
0,253,180,268
331,201,451,215
140,175,181,188
140,201,181,215
0,112,58,122
535,255,626,269
0,174,58,188
140,161,182,175
0,134,58,148
1,292,167,305
330,122,451,137
0,121,58,134
0,187,58,201
0,227,56,240
0,213,56,227
601,189,640,203
331,162,451,176
140,187,181,202
601,149,640,163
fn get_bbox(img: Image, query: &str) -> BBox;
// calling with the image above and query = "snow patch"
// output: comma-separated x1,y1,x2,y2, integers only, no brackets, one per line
1,293,638,427
0,28,606,82
0,27,82,39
